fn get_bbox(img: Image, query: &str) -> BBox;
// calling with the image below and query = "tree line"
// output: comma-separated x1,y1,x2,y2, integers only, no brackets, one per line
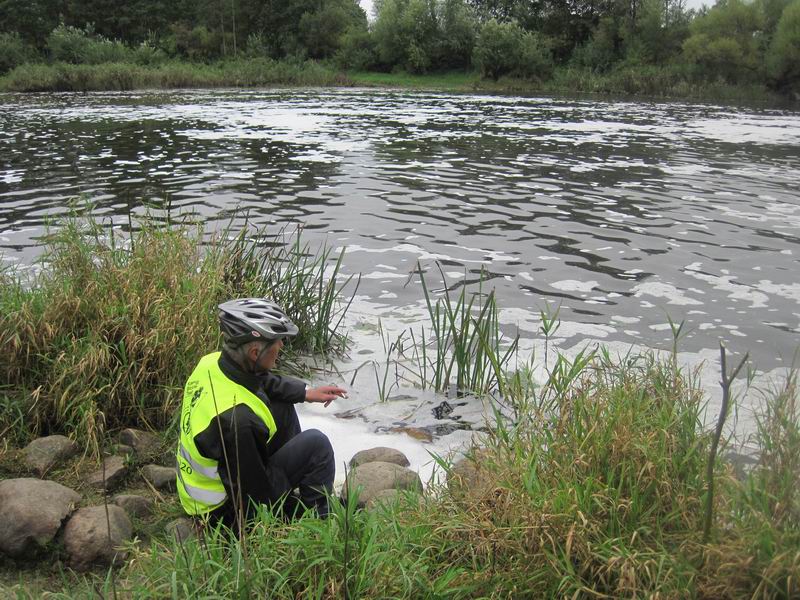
1,0,799,95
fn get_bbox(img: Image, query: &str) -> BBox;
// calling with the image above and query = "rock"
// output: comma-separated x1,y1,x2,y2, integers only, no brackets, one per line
166,518,196,543
0,478,81,558
87,456,128,491
365,488,400,510
141,465,176,492
388,426,433,443
63,505,133,571
448,449,493,493
22,435,79,476
344,461,422,508
349,447,410,468
118,428,161,460
114,444,134,457
113,494,153,518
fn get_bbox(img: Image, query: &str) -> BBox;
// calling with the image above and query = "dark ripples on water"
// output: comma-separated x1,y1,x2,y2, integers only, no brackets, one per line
1,90,798,366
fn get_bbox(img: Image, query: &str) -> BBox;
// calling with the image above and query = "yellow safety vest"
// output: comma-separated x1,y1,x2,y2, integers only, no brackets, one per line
176,352,277,516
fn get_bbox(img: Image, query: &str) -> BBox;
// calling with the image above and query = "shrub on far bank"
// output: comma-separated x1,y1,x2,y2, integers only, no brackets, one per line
473,19,553,81
47,24,131,65
0,32,36,74
0,59,348,92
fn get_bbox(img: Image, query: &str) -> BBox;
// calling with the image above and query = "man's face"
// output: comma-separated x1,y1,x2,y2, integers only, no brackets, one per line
255,338,284,371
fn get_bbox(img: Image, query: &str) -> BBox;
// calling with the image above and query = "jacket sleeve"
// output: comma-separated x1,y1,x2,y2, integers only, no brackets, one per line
262,372,306,404
193,405,292,507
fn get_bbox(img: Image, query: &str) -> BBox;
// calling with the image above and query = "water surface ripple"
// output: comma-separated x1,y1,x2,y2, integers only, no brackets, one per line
1,89,799,368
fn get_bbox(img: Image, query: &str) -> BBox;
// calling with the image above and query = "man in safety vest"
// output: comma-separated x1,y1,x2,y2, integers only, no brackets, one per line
176,298,347,526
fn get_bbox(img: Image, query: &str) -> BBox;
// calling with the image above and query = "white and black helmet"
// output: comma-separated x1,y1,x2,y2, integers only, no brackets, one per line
218,298,299,346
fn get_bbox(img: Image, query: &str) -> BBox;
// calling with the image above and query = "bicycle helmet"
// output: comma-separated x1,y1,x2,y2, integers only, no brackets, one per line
218,298,299,346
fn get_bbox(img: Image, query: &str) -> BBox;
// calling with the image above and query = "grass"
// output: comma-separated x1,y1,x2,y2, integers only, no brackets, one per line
4,346,797,598
0,59,352,92
0,206,356,457
2,58,790,106
1,221,798,599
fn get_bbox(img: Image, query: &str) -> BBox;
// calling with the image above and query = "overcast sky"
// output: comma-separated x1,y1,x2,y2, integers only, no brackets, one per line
358,0,713,21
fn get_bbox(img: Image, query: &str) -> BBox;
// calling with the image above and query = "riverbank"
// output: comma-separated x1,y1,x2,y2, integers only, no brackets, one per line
1,210,798,597
0,59,793,106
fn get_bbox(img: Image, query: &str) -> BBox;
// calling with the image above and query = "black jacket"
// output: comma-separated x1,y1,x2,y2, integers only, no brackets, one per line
193,350,306,507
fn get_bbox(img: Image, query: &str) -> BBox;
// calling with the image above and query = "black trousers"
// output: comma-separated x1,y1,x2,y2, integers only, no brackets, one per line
210,403,335,527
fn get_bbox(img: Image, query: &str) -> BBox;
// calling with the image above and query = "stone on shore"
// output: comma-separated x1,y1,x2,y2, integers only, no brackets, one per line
448,449,493,494
141,465,176,492
365,488,401,510
349,447,410,468
87,456,127,491
22,435,79,477
344,461,422,508
63,505,133,571
0,478,81,558
166,518,196,543
113,494,153,517
118,428,161,460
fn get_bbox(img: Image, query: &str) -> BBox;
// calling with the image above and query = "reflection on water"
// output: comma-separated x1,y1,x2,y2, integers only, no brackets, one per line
1,89,799,369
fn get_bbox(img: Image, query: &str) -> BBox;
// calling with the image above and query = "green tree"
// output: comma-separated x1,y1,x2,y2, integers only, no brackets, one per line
0,31,36,72
682,0,763,83
299,1,366,59
373,0,440,72
767,0,800,92
0,0,62,46
436,0,478,69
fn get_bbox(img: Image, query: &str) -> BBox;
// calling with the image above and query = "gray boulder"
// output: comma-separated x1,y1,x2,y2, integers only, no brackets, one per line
87,456,128,491
349,447,410,468
63,505,133,571
113,494,153,518
448,449,494,495
114,444,134,457
118,428,161,460
141,465,176,492
22,435,79,476
365,488,401,510
166,518,196,544
344,461,422,508
0,478,81,558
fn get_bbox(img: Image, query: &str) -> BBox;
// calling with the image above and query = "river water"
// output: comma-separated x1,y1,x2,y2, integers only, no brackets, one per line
2,89,798,482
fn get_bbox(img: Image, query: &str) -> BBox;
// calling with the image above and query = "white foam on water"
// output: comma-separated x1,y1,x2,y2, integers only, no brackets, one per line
551,279,598,292
633,281,704,306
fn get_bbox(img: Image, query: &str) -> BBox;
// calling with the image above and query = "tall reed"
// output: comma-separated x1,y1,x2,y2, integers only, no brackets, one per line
400,264,518,397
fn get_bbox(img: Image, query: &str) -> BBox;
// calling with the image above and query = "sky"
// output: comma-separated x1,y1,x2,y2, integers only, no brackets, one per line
358,0,713,21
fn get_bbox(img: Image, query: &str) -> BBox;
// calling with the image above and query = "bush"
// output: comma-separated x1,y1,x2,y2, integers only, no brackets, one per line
473,19,550,81
0,32,36,74
168,23,221,62
47,24,131,65
132,41,168,66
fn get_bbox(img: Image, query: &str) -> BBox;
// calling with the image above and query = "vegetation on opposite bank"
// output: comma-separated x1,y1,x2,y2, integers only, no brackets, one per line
2,0,800,101
0,210,798,598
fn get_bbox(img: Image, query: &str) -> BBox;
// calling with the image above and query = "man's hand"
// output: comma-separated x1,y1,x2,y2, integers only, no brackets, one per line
305,385,348,407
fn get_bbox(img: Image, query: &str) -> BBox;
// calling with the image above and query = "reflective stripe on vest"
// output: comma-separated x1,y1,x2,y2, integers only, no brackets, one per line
176,352,277,516
176,464,227,506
